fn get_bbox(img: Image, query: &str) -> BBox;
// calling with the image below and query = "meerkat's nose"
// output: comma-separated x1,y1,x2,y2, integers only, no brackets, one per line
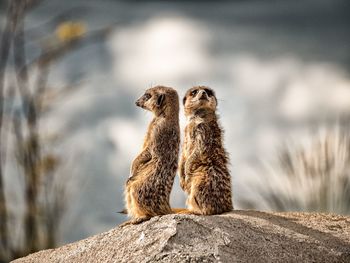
135,100,141,106
199,90,208,100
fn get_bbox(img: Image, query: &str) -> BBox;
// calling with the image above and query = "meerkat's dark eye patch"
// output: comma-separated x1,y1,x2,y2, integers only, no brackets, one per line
157,94,165,106
191,90,198,96
144,93,151,100
204,89,214,97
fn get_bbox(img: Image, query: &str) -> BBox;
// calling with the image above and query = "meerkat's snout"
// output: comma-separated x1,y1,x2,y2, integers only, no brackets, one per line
198,90,209,100
135,96,144,108
135,92,151,109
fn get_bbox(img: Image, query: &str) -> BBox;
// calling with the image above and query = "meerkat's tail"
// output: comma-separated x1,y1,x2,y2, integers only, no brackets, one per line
117,208,127,214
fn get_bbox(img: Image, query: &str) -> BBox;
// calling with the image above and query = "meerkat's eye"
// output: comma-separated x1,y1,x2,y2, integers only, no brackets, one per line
144,93,151,100
191,90,198,96
204,89,214,97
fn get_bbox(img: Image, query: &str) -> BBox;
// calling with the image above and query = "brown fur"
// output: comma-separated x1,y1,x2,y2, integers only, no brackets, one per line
121,86,180,226
179,86,233,215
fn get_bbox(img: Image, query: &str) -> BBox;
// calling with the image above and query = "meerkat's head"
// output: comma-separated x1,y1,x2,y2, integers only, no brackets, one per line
135,86,179,117
183,86,217,117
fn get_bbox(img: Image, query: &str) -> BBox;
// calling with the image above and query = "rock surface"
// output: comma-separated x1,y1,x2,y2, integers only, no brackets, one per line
13,211,350,263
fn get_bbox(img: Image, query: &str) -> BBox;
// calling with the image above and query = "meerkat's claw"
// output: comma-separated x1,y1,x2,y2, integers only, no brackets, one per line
119,217,150,227
119,221,130,227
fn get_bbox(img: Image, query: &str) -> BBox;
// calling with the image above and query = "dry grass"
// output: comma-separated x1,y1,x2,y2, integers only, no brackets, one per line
240,127,350,214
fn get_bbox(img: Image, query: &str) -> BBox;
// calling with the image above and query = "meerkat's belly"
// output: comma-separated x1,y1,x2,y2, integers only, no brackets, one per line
188,165,233,214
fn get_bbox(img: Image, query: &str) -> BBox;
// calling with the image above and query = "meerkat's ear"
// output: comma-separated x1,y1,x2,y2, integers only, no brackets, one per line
182,96,186,105
157,94,165,107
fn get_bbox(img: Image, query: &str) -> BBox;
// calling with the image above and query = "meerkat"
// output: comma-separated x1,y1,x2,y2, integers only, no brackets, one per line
121,86,180,226
178,86,233,215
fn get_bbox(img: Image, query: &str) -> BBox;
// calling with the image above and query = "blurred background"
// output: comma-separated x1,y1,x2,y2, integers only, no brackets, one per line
1,0,350,261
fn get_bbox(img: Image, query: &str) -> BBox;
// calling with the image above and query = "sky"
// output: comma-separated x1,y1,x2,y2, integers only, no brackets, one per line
1,0,350,244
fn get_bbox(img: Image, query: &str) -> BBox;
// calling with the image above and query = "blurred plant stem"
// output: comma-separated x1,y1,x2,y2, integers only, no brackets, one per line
0,0,24,260
14,0,41,253
0,0,112,262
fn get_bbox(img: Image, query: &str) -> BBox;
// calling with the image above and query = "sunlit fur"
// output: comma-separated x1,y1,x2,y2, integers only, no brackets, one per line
122,86,180,226
179,86,233,215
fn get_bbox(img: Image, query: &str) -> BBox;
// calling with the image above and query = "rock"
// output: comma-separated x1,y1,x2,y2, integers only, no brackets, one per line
12,211,350,263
